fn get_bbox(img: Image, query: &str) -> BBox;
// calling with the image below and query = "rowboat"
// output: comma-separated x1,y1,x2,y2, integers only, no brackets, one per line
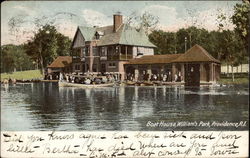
58,81,114,88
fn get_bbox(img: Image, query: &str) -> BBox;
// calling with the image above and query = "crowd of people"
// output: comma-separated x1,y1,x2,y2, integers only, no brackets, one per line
58,72,121,84
46,70,183,84
126,71,182,82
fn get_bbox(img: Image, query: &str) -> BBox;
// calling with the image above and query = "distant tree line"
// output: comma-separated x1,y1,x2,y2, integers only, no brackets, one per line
149,0,249,70
1,44,35,73
148,27,248,66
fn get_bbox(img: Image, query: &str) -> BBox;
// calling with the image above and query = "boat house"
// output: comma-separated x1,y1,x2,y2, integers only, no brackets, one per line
47,56,72,79
126,44,220,86
56,13,221,86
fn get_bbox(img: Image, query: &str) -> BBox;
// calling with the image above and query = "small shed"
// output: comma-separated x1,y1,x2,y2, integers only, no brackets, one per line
47,56,72,75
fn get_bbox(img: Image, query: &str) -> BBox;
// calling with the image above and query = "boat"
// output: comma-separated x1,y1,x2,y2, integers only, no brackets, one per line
58,81,114,88
125,81,136,86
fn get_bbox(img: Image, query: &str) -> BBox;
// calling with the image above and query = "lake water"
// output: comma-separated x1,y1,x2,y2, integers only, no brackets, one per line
1,82,249,131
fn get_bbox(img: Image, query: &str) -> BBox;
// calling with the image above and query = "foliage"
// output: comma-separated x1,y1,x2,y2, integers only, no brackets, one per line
231,0,250,51
1,44,35,73
1,70,42,81
24,24,72,73
149,30,176,54
148,26,247,67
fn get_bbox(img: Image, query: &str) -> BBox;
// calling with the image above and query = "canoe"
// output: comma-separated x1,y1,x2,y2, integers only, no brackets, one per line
58,81,114,88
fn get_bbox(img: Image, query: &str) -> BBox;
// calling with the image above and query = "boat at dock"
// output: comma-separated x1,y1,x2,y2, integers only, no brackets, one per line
58,81,114,88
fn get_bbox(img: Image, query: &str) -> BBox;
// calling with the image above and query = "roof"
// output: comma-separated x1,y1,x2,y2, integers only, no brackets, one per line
47,56,72,68
119,25,156,47
78,26,96,41
172,44,220,63
127,44,220,65
128,54,182,65
76,24,156,47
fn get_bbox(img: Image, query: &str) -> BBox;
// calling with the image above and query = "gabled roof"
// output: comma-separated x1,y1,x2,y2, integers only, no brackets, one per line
127,44,220,65
75,24,156,47
128,54,182,65
119,25,156,47
47,56,72,68
78,26,96,41
96,25,122,46
172,44,220,63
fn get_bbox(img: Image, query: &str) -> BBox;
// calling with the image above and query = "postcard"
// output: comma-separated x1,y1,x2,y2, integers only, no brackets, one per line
1,1,249,157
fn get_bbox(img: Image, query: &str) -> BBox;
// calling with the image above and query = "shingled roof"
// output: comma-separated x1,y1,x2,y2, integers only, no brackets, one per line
172,44,220,63
127,44,220,65
78,26,96,41
128,54,182,65
76,24,156,47
47,56,72,68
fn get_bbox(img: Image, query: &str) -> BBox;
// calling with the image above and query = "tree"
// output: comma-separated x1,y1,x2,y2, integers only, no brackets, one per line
149,30,177,54
217,30,247,81
231,0,250,51
125,11,159,35
24,25,72,74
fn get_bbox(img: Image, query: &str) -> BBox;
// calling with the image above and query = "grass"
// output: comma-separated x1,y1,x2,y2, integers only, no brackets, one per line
218,77,249,85
1,70,43,81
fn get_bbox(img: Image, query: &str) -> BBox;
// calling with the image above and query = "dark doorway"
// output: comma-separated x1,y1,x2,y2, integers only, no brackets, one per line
125,66,135,81
185,64,200,86
101,63,106,73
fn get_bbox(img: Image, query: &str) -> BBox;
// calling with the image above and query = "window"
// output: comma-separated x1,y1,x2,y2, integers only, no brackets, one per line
108,63,116,68
100,47,106,56
75,64,81,70
115,46,119,54
93,47,98,56
96,34,100,40
93,64,97,72
82,48,86,57
85,46,89,56
95,31,104,40
101,63,106,72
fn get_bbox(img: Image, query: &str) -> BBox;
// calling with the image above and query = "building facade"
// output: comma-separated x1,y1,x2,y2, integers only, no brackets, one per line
70,14,220,86
71,14,156,80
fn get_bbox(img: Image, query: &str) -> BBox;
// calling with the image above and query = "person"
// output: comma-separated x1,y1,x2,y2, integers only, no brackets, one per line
59,72,64,81
102,76,107,83
174,74,178,82
168,72,172,81
66,75,69,82
163,74,167,82
153,74,157,81
85,78,91,84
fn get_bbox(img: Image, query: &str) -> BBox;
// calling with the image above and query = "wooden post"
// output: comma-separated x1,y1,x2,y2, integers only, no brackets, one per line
89,44,93,72
181,63,185,82
209,63,213,82
200,63,205,82
172,63,176,82
125,46,127,60
147,65,152,81
134,65,139,82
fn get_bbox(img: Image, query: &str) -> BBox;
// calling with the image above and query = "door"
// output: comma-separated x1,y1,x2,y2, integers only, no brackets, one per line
185,64,200,86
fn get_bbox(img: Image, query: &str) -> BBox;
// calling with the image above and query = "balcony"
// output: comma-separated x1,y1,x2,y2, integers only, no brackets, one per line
107,54,133,61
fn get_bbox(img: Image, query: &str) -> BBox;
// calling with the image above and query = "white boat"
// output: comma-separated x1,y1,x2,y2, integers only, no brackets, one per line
58,81,114,88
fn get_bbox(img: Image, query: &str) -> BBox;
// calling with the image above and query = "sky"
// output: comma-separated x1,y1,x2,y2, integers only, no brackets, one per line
1,1,240,45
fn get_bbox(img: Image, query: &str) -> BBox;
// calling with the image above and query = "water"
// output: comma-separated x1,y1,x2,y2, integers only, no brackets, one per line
1,83,249,131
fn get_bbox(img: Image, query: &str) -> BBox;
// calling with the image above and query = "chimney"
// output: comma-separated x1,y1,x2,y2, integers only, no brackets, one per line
113,13,123,32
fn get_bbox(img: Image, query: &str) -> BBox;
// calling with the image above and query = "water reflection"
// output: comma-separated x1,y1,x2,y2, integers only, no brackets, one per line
1,83,249,131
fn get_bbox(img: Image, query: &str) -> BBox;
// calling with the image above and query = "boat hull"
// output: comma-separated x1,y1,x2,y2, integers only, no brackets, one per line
58,81,114,88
